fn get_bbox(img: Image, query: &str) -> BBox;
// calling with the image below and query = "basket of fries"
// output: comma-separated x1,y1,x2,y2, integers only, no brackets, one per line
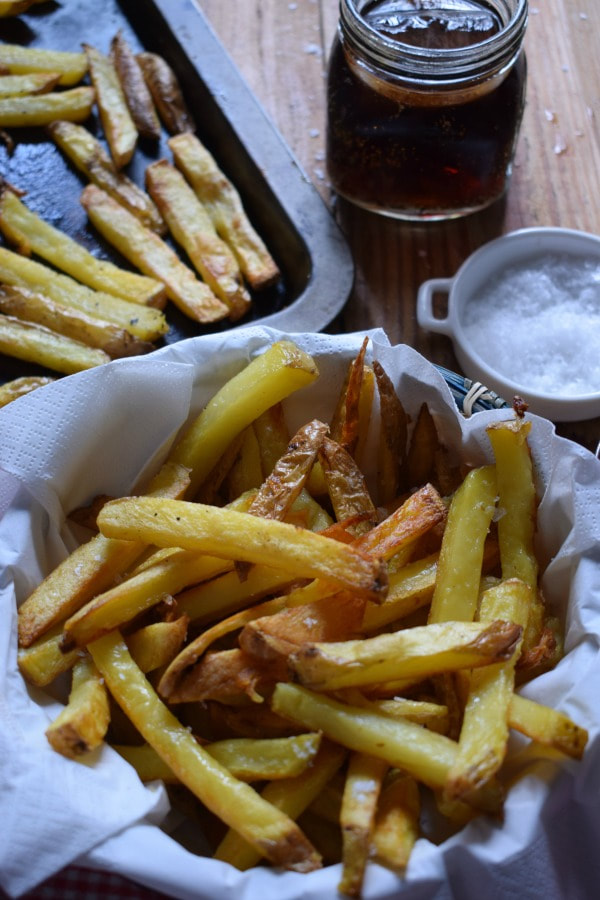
1,327,599,899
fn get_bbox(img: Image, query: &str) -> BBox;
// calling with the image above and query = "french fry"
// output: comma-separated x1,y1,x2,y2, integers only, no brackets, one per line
81,184,229,325
223,426,264,499
508,694,588,760
0,43,88,86
0,285,153,359
338,752,388,897
252,403,290,478
96,496,388,603
239,592,367,665
169,132,280,290
0,187,166,306
0,72,60,97
111,31,161,141
246,419,329,520
330,335,370,458
406,402,440,489
362,551,439,632
272,683,458,790
0,245,168,341
169,339,319,497
84,43,137,168
288,620,522,691
373,359,409,504
136,51,195,134
0,313,110,373
89,630,322,873
167,646,288,705
444,580,530,802
115,732,323,783
486,417,544,651
48,120,166,235
145,158,251,320
61,549,232,650
318,436,378,535
0,373,53,407
45,656,110,759
213,740,346,870
0,0,42,16
428,465,498,624
125,617,188,674
0,86,95,127
17,461,191,648
17,624,80,687
371,772,420,872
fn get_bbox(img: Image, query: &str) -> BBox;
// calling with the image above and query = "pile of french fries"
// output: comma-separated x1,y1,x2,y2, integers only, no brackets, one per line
16,338,588,897
0,24,279,388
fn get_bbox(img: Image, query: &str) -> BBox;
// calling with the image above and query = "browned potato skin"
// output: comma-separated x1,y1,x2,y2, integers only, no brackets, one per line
137,51,195,134
111,31,161,141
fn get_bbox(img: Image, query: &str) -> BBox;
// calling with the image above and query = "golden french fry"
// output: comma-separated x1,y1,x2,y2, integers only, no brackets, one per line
45,656,110,759
17,624,80,687
428,465,498,624
371,772,420,872
0,245,168,341
84,43,137,168
0,187,166,306
0,44,88,86
487,417,544,652
0,374,53,407
48,120,166,236
0,72,60,97
373,359,409,504
252,403,291,478
96,496,388,604
444,580,530,801
169,132,280,290
508,694,588,760
81,183,229,324
213,740,346,871
89,630,321,873
111,31,161,141
240,592,367,666
362,551,439,632
0,313,110,373
289,619,522,691
137,51,195,134
0,285,153,358
330,335,370,457
318,436,378,535
169,340,319,497
246,419,329,520
115,732,323,784
17,461,191,648
0,86,95,127
272,683,458,790
338,752,388,897
145,158,251,320
125,617,188,674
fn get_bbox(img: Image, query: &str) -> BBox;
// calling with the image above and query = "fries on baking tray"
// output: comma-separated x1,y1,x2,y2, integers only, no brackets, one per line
0,32,280,385
15,338,588,895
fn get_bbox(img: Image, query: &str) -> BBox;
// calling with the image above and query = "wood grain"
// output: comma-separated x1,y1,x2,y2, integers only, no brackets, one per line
197,0,600,451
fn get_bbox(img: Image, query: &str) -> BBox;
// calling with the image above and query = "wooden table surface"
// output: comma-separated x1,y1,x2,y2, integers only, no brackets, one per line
197,0,600,453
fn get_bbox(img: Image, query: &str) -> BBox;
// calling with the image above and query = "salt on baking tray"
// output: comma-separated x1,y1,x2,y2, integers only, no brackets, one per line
462,253,600,396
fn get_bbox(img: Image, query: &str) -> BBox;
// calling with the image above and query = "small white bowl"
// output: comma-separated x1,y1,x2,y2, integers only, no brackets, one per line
417,227,600,422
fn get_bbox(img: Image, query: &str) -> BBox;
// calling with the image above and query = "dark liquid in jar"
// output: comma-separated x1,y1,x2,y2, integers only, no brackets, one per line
326,0,527,218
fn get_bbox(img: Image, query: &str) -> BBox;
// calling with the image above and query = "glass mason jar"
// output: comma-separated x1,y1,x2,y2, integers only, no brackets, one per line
326,0,528,220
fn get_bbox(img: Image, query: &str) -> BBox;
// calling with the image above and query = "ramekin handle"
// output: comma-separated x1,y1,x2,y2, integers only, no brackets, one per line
416,278,454,336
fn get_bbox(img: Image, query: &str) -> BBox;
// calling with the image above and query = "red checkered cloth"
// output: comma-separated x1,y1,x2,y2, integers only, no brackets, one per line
3,866,170,899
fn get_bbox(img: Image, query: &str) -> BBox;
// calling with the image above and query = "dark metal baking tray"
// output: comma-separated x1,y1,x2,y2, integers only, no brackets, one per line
0,0,354,382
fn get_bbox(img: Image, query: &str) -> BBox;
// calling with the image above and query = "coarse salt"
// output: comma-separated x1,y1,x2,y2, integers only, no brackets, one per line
462,253,600,397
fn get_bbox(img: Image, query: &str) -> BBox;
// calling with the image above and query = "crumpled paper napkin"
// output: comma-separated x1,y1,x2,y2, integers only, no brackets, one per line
1,326,599,899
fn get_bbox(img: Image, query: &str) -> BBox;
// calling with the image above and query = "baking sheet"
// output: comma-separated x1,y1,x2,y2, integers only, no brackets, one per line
0,0,354,382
